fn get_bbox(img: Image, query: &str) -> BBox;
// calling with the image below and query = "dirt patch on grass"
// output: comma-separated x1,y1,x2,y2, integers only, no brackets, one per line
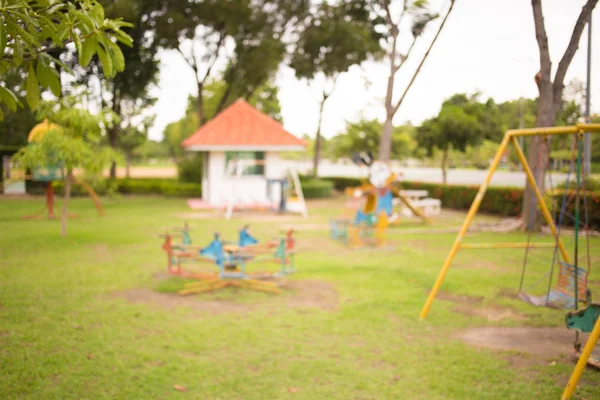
460,327,589,362
436,291,526,322
452,259,507,271
281,280,338,311
454,304,526,322
109,287,251,314
437,291,484,305
108,279,338,315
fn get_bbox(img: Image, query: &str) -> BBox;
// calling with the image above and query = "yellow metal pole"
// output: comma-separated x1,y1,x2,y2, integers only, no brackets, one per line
507,126,578,137
561,316,600,399
419,133,511,320
459,242,556,249
510,136,570,263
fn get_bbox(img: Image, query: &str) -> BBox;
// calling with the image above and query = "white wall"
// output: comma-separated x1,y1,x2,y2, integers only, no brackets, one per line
205,151,287,207
201,152,209,202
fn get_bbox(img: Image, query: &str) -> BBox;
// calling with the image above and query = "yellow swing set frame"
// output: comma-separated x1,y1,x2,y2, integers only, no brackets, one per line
417,124,600,400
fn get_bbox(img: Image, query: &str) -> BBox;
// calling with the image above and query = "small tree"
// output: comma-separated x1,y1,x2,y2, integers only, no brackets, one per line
13,101,118,237
291,0,382,176
155,0,306,127
371,0,456,161
417,98,486,184
118,122,149,178
332,118,417,161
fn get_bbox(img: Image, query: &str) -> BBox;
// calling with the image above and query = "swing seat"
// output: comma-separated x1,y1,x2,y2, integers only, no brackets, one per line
518,261,589,309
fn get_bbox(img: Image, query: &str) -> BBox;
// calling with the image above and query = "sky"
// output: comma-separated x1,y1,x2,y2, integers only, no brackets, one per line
147,0,600,141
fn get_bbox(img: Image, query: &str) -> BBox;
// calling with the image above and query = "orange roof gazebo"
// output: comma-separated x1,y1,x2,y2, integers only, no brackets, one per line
181,99,306,151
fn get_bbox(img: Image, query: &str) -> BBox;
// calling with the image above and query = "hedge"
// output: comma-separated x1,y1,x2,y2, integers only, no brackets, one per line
300,179,333,199
53,178,202,198
319,176,600,228
51,177,332,199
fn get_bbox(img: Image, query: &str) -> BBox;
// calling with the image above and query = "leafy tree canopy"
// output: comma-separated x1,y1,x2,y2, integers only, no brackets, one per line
291,0,383,80
0,0,133,118
331,118,417,161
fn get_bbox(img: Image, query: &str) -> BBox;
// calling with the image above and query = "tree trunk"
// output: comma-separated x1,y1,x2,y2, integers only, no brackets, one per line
197,82,205,126
109,86,121,179
125,153,131,179
313,90,331,177
61,173,72,237
216,82,234,116
108,126,118,178
522,84,555,230
523,0,599,230
441,145,449,185
379,116,394,161
378,1,456,162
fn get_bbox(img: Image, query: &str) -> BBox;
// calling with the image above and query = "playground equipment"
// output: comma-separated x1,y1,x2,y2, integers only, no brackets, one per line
329,155,437,248
416,124,600,400
1,120,103,219
160,224,297,295
224,159,308,220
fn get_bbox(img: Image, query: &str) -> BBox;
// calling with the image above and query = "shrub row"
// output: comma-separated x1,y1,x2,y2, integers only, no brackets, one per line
300,179,334,199
320,176,600,228
51,177,333,199
53,178,202,198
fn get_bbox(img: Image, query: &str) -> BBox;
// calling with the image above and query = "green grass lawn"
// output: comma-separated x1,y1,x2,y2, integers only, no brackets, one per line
1,196,599,399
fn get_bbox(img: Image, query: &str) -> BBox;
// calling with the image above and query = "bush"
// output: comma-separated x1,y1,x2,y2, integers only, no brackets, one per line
400,181,600,229
53,178,201,198
560,176,600,191
301,179,333,199
177,154,203,183
321,176,362,191
314,175,600,228
400,181,524,216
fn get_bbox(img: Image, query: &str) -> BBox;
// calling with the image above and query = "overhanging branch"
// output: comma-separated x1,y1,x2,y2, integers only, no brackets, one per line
392,0,456,115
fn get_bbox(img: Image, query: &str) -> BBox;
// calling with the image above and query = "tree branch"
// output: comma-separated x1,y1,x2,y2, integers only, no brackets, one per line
199,29,227,85
324,74,339,99
552,0,598,105
176,47,197,74
393,0,456,115
382,0,395,26
395,36,417,73
531,0,552,80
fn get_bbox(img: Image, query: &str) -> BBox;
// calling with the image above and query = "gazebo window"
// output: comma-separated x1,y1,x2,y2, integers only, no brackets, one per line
225,151,265,176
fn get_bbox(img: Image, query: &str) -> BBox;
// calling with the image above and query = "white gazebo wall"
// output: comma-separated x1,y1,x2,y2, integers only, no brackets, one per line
204,151,285,207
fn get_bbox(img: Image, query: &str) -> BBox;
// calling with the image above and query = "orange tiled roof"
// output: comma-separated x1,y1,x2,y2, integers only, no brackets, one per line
181,99,306,150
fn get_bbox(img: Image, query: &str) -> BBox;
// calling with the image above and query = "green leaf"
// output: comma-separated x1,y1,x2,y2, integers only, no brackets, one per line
9,10,39,28
0,22,6,57
8,21,39,51
36,57,61,96
89,3,105,25
96,45,113,78
79,35,97,67
108,40,124,73
73,10,96,32
0,61,10,75
0,86,20,112
38,20,62,47
46,68,61,97
0,107,4,121
14,41,23,66
73,31,82,56
26,63,40,109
